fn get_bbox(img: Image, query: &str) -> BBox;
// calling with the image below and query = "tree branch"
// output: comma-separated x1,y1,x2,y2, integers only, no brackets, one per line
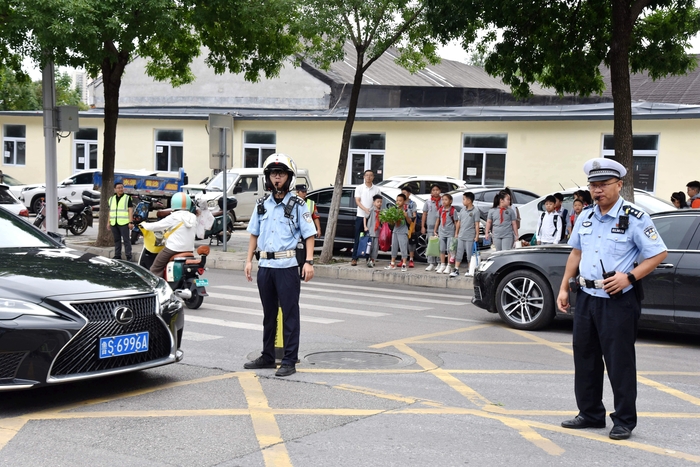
629,0,652,28
361,4,424,73
364,0,390,48
341,11,359,45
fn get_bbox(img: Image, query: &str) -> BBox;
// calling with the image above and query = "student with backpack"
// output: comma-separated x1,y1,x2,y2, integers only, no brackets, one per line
536,195,563,245
553,192,569,244
485,191,519,251
432,193,457,274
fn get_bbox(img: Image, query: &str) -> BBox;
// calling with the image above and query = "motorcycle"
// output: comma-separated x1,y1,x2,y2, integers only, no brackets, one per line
130,195,166,244
33,192,96,235
198,196,237,245
138,226,210,309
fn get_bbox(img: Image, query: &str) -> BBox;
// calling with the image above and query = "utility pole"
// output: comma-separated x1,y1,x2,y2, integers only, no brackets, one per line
42,59,58,233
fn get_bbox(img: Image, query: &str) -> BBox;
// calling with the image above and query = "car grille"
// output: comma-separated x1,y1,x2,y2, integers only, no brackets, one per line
50,296,172,377
473,286,482,301
0,351,27,379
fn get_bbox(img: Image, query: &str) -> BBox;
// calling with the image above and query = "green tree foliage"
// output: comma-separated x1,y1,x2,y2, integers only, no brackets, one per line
426,0,700,200
0,68,88,110
296,0,442,263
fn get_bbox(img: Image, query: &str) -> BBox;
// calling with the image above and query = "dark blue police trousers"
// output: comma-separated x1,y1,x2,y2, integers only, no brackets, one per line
573,289,640,430
256,266,301,366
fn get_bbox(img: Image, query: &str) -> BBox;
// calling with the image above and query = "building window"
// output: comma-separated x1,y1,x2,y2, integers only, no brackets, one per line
348,133,385,184
243,132,276,168
461,134,508,186
73,128,99,172
155,129,183,172
602,134,659,192
3,125,26,166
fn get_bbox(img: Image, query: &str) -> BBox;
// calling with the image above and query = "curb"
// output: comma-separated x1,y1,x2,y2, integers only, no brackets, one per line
65,241,472,290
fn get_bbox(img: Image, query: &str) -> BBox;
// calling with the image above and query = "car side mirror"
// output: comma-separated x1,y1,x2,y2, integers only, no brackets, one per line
46,231,66,246
233,185,242,194
62,180,74,186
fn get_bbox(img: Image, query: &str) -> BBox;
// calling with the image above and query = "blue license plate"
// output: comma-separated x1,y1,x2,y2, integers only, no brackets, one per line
99,332,149,359
195,278,208,287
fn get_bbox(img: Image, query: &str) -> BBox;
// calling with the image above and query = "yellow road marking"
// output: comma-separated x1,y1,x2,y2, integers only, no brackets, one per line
507,329,573,355
333,384,425,404
638,375,700,407
370,324,493,348
0,417,28,451
416,340,559,345
238,372,292,467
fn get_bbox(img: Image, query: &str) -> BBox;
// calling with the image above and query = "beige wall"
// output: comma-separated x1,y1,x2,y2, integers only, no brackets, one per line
2,113,697,201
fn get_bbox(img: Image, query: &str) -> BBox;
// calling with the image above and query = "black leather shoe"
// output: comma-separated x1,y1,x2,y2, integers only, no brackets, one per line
609,426,632,440
561,415,606,429
275,364,296,377
244,357,276,369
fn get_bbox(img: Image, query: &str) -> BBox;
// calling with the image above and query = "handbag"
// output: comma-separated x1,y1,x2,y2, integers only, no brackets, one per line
448,237,458,263
141,222,183,254
468,242,479,276
378,223,392,252
358,234,370,257
426,236,440,257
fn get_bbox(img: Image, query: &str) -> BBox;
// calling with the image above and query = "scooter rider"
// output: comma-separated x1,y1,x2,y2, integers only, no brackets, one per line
244,154,317,377
140,192,197,276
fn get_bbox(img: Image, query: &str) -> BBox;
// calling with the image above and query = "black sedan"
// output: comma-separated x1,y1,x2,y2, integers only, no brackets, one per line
472,210,700,334
0,207,184,390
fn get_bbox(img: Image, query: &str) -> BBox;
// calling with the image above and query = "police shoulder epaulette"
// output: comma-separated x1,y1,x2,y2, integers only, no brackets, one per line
289,195,305,206
623,205,644,219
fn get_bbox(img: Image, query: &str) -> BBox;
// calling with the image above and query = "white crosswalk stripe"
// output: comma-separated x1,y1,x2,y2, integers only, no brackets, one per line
206,292,389,317
201,303,343,324
186,315,263,331
182,331,223,341
301,284,468,306
308,280,472,300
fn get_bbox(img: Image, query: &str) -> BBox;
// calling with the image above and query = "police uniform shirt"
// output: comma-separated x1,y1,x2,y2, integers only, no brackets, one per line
458,206,481,240
569,196,667,298
247,192,317,269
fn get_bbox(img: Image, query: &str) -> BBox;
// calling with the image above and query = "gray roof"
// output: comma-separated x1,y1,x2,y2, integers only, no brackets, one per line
306,41,557,96
600,57,700,105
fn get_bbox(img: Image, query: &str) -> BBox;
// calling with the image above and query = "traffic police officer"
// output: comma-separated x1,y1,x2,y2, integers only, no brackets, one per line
244,154,317,377
557,158,667,440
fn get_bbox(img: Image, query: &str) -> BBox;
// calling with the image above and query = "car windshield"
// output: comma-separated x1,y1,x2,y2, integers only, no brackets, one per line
205,172,239,192
376,179,400,187
0,209,56,248
0,174,23,186
635,192,675,214
0,188,19,205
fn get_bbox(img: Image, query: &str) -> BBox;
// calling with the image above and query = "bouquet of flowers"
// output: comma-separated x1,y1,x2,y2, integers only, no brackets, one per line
379,206,405,226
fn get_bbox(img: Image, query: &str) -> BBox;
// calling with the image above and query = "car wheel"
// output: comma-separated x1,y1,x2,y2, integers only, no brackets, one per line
31,196,44,214
415,234,428,263
495,270,555,330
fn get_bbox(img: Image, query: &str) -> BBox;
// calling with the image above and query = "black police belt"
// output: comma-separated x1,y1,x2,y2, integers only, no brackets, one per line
578,276,605,289
259,250,296,260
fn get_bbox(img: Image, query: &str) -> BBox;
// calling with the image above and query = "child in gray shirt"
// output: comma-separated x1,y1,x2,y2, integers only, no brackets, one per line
451,192,481,277
432,193,457,274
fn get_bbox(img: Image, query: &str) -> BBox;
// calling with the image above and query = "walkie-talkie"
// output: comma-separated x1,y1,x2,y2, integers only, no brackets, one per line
600,260,621,299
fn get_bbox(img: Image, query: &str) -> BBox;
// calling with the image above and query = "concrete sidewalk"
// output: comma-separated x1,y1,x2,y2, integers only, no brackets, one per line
65,230,475,290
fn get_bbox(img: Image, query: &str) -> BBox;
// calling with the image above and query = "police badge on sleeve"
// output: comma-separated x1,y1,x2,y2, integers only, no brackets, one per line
303,212,312,223
644,225,659,240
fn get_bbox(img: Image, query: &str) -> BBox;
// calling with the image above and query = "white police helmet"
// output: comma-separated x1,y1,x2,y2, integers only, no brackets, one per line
263,153,297,192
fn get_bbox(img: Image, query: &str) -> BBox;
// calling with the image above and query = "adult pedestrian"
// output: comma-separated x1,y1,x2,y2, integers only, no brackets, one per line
670,192,689,209
244,154,317,377
557,158,668,441
109,181,134,261
351,170,381,266
296,184,322,238
685,181,700,208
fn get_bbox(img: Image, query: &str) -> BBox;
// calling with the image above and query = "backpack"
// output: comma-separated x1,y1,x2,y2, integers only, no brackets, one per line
538,212,560,238
559,209,568,241
438,206,455,225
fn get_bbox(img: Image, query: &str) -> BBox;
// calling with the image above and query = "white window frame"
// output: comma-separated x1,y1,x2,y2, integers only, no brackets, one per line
242,131,276,168
3,124,26,166
601,133,659,193
460,134,508,186
154,129,184,172
346,133,386,184
73,128,99,173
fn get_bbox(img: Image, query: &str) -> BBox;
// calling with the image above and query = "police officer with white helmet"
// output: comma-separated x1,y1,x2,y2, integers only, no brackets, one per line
557,158,668,440
244,154,317,377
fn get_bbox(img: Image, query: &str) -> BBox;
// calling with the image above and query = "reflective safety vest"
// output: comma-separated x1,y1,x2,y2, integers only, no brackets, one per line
305,199,315,213
109,194,130,226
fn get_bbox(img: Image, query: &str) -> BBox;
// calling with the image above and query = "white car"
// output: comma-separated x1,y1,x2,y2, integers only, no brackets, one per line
18,168,157,213
0,184,29,218
518,188,676,241
376,175,469,195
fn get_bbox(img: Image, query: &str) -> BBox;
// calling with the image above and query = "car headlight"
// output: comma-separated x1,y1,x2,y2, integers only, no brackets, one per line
0,299,57,320
155,279,177,309
477,260,494,273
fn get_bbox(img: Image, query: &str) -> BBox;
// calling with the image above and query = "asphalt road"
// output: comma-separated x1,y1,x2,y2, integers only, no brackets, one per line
1,270,699,467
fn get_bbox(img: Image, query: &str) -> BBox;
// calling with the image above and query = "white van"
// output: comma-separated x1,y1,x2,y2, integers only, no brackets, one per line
184,168,312,222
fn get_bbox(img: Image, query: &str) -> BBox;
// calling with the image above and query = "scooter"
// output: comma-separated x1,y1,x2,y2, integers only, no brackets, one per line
130,195,166,244
33,194,96,235
199,196,237,245
138,227,210,309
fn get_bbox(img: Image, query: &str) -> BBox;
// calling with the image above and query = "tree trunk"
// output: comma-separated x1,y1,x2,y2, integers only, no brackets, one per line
610,0,635,202
318,49,365,264
94,44,129,247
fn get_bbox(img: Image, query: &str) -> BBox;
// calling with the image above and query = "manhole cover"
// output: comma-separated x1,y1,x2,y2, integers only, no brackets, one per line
304,351,403,369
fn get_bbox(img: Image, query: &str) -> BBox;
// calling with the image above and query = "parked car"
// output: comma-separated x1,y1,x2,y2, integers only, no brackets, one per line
376,175,469,195
305,185,432,259
187,167,312,223
518,188,675,242
0,206,185,390
472,210,700,334
0,173,27,197
0,184,29,218
446,186,540,222
18,168,159,214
